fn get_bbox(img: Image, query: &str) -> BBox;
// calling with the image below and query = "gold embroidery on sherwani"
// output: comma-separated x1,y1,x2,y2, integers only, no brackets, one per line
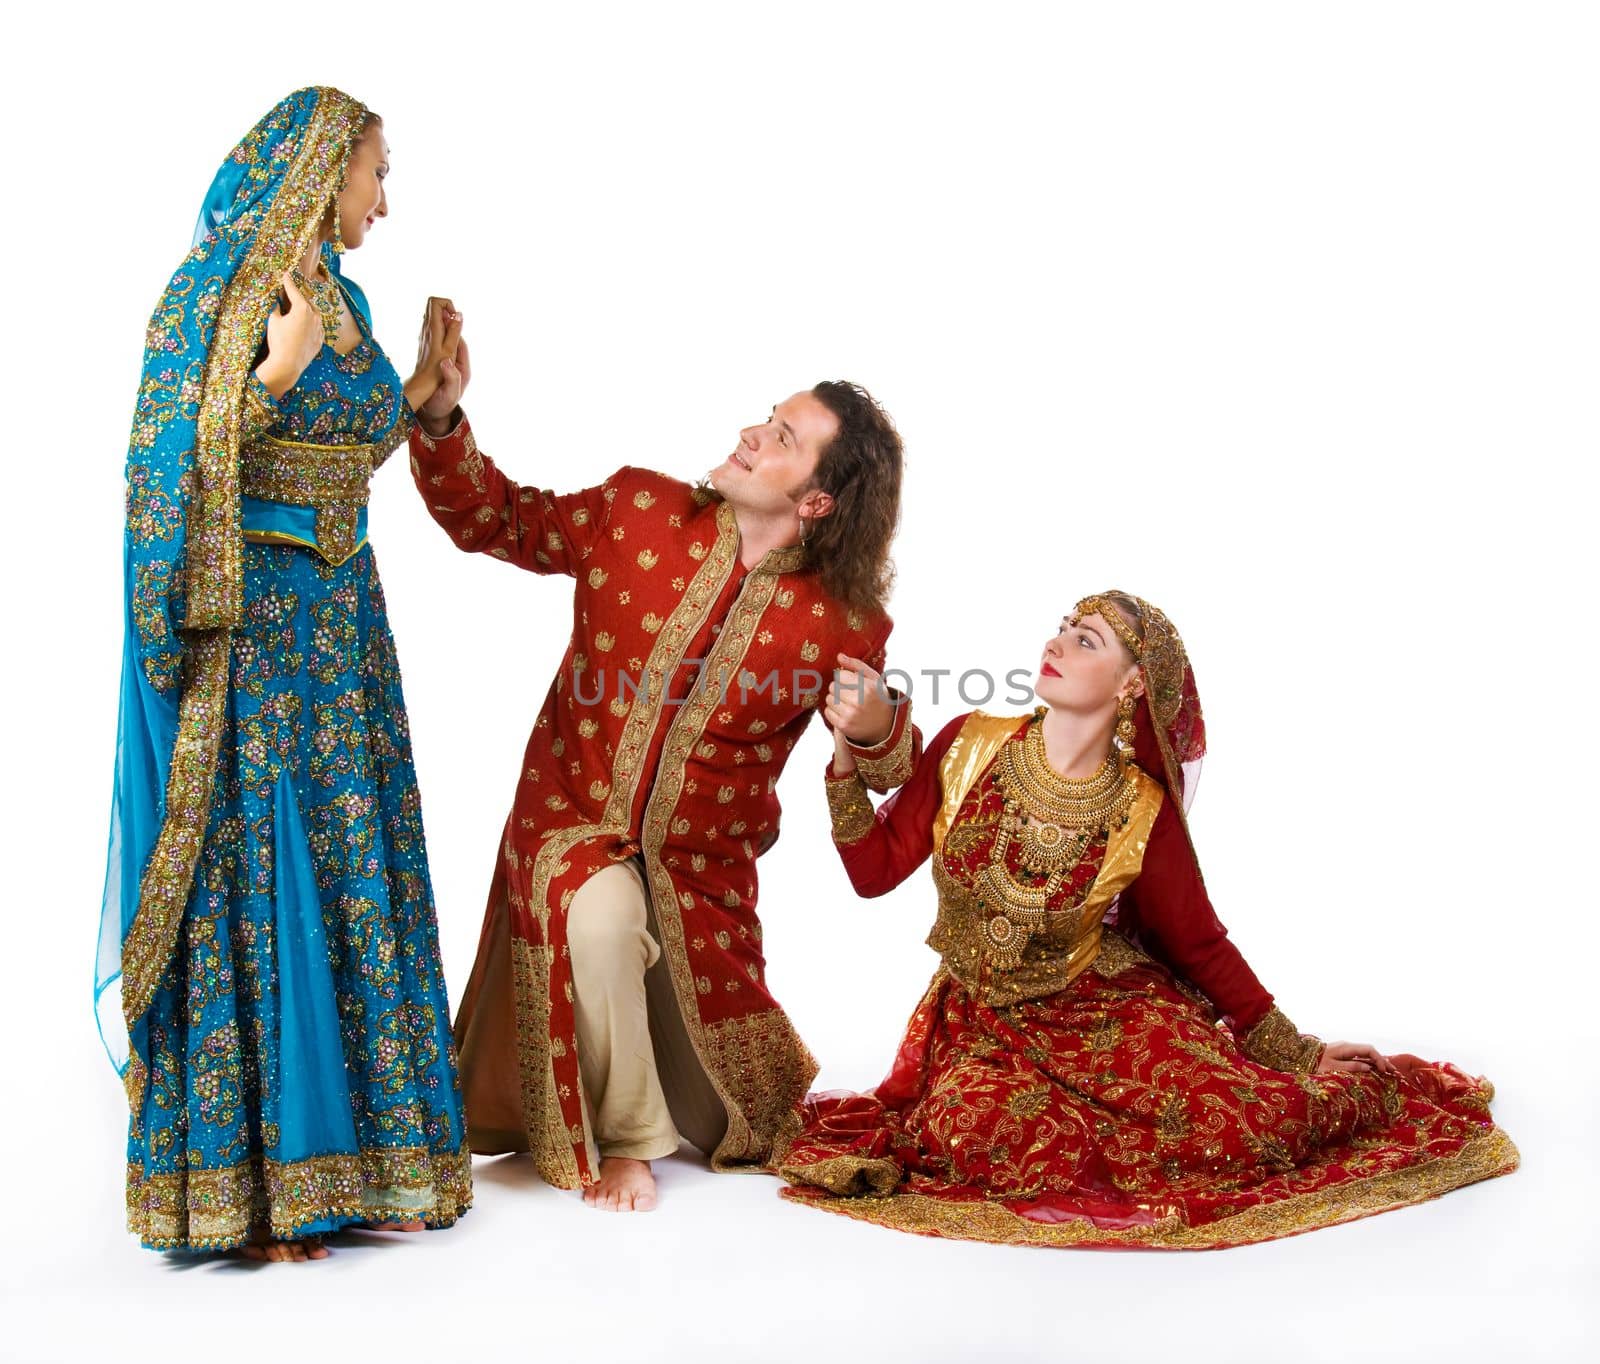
643,547,819,1171
517,500,742,1188
510,940,576,1174
699,1010,814,1166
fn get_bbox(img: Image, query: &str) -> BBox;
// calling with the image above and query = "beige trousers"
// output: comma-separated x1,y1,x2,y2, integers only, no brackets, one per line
567,859,727,1164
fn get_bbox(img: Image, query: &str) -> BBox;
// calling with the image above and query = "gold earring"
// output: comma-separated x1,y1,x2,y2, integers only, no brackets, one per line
1116,693,1136,765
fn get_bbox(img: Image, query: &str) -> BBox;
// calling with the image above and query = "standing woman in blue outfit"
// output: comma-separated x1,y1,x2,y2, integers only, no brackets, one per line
100,86,472,1260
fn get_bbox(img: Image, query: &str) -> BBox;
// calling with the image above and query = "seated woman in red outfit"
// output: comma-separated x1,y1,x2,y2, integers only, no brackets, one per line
777,591,1517,1249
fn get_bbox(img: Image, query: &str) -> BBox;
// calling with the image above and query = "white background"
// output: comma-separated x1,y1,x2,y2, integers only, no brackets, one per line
2,2,1595,1361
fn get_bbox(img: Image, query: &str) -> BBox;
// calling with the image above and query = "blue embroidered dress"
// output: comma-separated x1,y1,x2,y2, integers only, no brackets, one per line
101,88,470,1250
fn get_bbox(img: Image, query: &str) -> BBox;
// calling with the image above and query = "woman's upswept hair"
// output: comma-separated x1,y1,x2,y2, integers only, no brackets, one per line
803,380,903,616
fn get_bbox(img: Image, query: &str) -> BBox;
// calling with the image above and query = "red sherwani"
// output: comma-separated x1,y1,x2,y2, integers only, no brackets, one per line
409,418,918,1188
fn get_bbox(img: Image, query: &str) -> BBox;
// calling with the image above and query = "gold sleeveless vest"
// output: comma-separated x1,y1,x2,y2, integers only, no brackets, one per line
928,711,1163,1007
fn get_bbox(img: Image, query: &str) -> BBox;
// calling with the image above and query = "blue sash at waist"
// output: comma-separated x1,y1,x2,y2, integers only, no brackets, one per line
241,495,369,565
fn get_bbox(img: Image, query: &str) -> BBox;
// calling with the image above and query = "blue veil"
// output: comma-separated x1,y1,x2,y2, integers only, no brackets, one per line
97,87,371,1117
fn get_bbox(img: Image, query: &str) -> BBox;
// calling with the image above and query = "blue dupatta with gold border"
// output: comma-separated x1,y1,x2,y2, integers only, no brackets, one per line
98,87,370,1115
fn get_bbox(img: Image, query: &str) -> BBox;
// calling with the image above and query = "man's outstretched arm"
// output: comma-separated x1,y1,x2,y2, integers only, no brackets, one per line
409,413,619,576
406,321,618,576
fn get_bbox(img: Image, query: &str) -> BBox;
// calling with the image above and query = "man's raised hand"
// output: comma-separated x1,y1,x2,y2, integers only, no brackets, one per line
824,653,894,747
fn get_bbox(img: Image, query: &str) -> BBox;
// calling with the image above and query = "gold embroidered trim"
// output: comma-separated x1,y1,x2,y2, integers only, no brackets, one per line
754,539,809,574
926,758,1162,1008
1089,928,1151,978
850,692,916,789
238,435,385,566
120,629,232,1121
698,1010,817,1170
242,376,281,440
1075,768,1161,926
185,89,369,632
122,90,370,1118
779,1153,901,1197
643,525,818,1170
239,435,379,506
1242,1005,1324,1075
826,772,875,845
932,712,1024,854
241,528,369,566
509,939,578,1186
413,411,464,452
126,1142,473,1250
783,1126,1518,1250
518,498,743,1188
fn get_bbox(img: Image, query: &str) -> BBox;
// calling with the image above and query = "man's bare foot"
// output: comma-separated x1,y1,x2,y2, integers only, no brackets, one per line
236,1231,328,1262
360,1219,427,1232
581,1157,658,1212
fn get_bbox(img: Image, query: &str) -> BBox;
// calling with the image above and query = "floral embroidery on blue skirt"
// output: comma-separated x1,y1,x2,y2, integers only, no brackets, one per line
104,87,471,1251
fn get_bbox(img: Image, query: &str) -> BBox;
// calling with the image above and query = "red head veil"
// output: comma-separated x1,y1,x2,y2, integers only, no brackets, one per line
1072,592,1206,818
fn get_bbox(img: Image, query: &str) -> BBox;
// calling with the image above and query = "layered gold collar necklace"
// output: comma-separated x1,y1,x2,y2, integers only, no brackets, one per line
977,718,1135,969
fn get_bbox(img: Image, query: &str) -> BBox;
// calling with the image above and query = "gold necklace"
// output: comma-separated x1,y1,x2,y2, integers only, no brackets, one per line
291,264,343,347
1004,721,1133,829
975,719,1134,969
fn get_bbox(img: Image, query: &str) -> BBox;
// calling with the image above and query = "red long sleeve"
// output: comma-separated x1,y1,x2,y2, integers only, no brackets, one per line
1116,802,1275,1033
408,415,620,576
828,712,968,898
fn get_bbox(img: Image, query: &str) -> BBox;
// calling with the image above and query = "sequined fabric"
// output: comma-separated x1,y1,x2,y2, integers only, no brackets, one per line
128,368,469,1248
113,89,468,1250
779,949,1515,1248
411,418,920,1189
777,706,1517,1248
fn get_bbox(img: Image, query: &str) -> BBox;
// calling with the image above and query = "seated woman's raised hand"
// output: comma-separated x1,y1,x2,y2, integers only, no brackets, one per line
829,725,857,778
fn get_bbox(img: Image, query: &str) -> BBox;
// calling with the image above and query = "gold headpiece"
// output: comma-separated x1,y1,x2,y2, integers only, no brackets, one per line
1071,588,1203,836
1072,594,1144,661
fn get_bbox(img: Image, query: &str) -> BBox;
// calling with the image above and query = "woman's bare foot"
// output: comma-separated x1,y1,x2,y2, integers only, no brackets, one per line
236,1230,328,1262
581,1157,658,1212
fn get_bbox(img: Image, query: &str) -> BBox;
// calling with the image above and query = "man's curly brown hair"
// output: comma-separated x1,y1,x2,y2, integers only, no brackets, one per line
800,380,903,617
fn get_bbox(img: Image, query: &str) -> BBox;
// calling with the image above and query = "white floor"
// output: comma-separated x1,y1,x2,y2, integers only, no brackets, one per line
8,1034,1590,1364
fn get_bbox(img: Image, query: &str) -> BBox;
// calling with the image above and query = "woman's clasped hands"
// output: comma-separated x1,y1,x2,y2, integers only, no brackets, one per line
407,296,469,432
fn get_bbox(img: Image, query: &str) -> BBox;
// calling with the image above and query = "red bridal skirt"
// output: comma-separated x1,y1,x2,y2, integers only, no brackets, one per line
777,953,1516,1249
